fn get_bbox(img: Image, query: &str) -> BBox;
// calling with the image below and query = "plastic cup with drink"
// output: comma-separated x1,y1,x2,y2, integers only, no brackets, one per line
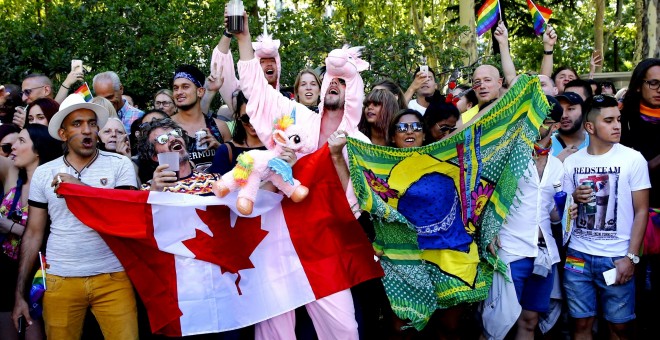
157,152,180,182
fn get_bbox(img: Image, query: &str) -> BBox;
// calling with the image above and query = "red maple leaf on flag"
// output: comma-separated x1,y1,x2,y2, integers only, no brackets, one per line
182,205,268,294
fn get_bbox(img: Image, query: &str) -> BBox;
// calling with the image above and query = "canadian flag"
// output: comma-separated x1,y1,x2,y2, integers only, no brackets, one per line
59,146,383,337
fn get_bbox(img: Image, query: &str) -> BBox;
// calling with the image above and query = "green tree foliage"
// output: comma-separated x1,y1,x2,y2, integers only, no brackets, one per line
0,0,638,109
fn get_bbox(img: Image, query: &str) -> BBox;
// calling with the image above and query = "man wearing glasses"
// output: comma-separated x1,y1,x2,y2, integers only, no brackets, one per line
563,94,650,340
12,74,54,128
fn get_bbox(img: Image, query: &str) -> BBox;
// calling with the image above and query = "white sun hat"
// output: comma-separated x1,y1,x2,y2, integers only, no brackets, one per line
48,93,109,140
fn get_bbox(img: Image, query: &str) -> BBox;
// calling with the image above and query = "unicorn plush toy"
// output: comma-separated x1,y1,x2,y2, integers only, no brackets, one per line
213,109,314,215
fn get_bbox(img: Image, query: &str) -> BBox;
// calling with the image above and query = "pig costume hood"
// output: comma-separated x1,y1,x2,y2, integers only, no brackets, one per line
318,45,369,133
252,24,282,90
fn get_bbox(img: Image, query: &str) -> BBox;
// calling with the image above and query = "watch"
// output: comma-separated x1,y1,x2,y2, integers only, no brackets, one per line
626,253,640,265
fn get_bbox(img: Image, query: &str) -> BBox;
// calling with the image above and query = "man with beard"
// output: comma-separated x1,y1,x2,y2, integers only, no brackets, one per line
551,92,589,162
403,66,438,115
171,65,231,173
230,10,372,340
139,118,217,194
12,93,139,339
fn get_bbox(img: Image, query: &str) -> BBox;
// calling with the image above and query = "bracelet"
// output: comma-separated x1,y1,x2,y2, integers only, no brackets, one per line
8,222,15,234
223,31,233,38
543,50,553,55
61,84,70,90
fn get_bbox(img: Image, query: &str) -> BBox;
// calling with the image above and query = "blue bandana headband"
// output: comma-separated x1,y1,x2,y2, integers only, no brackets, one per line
174,72,203,88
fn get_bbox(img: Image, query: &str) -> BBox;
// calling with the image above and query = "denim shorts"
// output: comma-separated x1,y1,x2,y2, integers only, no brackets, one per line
509,257,555,313
563,248,635,323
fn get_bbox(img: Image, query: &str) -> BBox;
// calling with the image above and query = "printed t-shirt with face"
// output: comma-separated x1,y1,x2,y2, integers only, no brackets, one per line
562,143,651,257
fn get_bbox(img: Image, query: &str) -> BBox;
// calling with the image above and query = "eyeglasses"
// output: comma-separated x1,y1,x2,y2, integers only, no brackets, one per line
154,128,182,145
155,101,173,107
239,115,251,124
435,123,457,133
0,143,12,154
20,86,46,97
643,79,660,90
395,122,423,133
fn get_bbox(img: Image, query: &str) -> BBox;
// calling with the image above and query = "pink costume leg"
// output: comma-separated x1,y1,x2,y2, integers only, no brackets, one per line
254,310,296,340
305,289,358,340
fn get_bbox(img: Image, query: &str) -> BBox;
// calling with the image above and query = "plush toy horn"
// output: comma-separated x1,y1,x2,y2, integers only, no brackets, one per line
291,107,296,124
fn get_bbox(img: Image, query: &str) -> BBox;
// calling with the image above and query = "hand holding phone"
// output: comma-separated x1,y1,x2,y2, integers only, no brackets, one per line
420,65,429,78
591,50,603,67
18,315,26,339
71,59,83,73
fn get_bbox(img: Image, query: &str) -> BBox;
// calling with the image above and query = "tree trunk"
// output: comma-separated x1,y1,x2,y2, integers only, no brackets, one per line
459,0,477,65
634,0,659,62
594,0,605,72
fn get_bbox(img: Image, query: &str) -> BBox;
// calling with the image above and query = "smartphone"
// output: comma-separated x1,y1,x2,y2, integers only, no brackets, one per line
420,65,429,77
18,315,26,339
592,50,603,66
71,59,83,73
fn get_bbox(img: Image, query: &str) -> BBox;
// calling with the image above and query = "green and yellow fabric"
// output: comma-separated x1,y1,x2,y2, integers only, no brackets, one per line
346,75,549,330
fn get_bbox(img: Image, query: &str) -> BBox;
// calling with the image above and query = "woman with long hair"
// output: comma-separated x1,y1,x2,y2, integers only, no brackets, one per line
27,97,59,126
371,78,408,109
423,94,460,144
0,124,62,340
358,89,399,146
293,69,322,113
208,91,266,174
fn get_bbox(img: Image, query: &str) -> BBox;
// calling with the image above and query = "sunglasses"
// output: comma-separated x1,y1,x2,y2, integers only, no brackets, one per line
239,115,251,124
395,122,423,133
154,128,182,145
435,123,457,133
587,94,618,109
20,86,46,97
1,143,12,154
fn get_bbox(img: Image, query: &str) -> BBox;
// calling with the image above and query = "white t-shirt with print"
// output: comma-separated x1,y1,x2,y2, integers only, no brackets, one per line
29,151,138,277
563,143,651,257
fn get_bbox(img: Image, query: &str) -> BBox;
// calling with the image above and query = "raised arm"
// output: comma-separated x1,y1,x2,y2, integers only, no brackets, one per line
494,21,516,87
206,32,240,114
539,25,557,77
54,70,85,104
232,10,317,148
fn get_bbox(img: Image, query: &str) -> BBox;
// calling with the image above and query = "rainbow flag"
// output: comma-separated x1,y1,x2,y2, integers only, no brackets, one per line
74,82,93,102
28,252,47,318
527,0,552,35
476,0,500,36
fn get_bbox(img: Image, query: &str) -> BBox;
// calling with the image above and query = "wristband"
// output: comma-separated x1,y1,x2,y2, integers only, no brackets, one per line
8,222,15,234
61,84,70,90
223,31,233,38
543,50,553,55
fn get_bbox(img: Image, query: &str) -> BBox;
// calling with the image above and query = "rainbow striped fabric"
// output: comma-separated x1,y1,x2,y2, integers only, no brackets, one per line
476,0,500,36
527,0,553,35
28,252,47,318
347,75,549,330
74,82,93,102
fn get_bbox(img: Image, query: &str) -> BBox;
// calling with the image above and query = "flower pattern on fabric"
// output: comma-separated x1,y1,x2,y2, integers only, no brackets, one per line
470,182,494,218
364,169,398,201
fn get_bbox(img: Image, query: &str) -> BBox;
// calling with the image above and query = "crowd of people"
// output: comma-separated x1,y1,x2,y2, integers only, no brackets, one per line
0,8,658,340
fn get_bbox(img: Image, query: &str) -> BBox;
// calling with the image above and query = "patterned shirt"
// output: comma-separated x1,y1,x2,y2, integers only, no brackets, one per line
118,99,144,133
142,171,218,196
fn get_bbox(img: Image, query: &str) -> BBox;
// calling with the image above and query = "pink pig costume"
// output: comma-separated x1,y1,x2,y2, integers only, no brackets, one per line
210,29,282,113
237,46,371,340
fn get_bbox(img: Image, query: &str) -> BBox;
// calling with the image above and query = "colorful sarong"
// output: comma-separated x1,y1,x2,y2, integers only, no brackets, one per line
346,75,549,330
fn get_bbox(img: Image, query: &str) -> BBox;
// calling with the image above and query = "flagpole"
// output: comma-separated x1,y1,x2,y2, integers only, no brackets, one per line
497,0,502,22
39,251,46,290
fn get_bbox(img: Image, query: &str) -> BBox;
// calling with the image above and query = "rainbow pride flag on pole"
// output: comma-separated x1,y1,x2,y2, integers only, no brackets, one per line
527,0,553,35
476,0,501,36
74,82,93,102
28,252,47,318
